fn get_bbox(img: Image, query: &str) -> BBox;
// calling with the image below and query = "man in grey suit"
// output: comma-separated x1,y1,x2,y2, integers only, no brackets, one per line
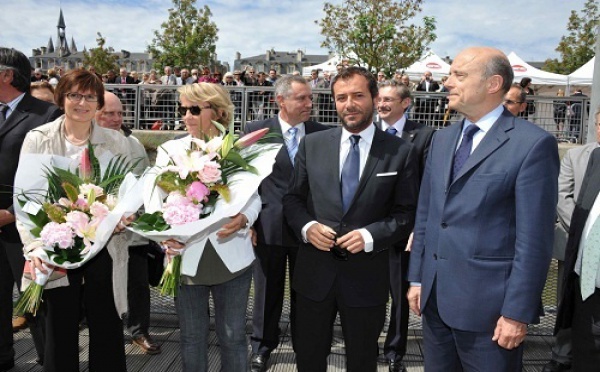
407,47,559,371
376,79,434,372
283,67,419,371
246,75,329,372
544,108,600,372
0,47,62,371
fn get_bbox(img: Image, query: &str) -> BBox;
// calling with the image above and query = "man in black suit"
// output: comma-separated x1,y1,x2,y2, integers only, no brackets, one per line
283,67,419,371
414,71,440,126
376,80,434,372
246,75,329,372
556,140,600,371
0,47,62,371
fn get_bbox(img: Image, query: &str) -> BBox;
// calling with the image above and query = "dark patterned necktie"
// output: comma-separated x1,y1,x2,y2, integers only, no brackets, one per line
0,104,8,126
341,135,361,213
452,124,480,181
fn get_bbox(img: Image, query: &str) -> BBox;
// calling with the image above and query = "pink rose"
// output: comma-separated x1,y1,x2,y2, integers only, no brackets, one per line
186,181,210,203
89,201,109,220
197,161,221,184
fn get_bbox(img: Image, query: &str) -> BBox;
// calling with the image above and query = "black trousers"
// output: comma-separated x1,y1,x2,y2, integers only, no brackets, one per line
251,243,298,355
127,245,150,337
294,279,386,372
383,247,410,362
44,248,126,372
572,281,600,371
0,238,45,365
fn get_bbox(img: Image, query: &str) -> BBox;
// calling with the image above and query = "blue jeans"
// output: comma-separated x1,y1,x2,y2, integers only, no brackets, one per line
175,268,251,372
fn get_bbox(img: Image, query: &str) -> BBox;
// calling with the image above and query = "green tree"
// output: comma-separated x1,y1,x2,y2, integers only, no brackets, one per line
148,0,219,70
82,33,119,74
544,0,598,75
316,0,436,75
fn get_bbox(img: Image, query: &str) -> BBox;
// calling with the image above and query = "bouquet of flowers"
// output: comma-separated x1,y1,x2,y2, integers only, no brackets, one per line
131,127,280,296
13,145,143,316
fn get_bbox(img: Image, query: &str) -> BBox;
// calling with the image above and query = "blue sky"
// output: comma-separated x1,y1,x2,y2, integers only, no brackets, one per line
0,0,588,69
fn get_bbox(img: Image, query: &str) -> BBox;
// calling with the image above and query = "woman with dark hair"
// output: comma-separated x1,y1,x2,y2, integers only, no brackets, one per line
519,77,535,120
160,82,260,372
18,69,135,372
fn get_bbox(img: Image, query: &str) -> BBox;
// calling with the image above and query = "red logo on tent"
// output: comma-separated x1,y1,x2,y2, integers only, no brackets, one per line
512,65,527,72
426,62,441,69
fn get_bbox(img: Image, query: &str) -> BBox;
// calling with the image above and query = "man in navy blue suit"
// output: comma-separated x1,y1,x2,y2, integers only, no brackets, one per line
407,47,559,371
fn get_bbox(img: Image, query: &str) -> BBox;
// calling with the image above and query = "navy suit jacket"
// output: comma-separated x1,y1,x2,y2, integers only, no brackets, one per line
244,117,329,246
283,127,419,307
0,93,62,242
407,108,559,332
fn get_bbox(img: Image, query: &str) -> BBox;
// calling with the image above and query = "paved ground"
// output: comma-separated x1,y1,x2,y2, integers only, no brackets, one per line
10,286,557,371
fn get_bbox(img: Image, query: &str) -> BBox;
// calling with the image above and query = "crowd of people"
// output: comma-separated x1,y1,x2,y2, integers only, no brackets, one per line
1,44,599,372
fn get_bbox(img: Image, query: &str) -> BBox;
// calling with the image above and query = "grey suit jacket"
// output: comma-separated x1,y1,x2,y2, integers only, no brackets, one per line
554,142,598,260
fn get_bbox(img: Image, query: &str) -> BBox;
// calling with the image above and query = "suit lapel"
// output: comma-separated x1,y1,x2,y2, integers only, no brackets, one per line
451,114,512,185
0,97,30,138
444,121,464,189
326,128,344,213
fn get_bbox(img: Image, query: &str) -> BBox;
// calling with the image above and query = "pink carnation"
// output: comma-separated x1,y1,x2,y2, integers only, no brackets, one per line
40,222,75,249
162,192,202,225
197,161,221,184
186,181,210,203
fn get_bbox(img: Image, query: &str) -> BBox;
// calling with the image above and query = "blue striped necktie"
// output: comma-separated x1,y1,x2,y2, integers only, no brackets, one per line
287,127,299,165
386,127,398,136
341,135,361,213
452,124,480,181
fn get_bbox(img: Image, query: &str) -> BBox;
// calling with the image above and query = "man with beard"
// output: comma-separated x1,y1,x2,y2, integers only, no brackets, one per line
377,79,434,372
283,67,419,371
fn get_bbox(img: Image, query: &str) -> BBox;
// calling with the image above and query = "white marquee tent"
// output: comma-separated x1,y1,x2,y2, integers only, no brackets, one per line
568,56,594,85
401,51,451,80
507,51,567,85
302,55,341,76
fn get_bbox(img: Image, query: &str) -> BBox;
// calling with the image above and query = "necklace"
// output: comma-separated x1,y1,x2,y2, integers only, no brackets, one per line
64,125,92,146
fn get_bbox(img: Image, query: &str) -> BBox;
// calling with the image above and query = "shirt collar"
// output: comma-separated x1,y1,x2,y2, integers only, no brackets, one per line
464,104,504,133
278,115,304,134
3,92,26,118
382,115,407,134
341,122,375,146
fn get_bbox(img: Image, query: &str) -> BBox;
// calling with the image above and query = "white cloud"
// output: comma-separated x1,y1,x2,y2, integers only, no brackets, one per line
0,0,589,70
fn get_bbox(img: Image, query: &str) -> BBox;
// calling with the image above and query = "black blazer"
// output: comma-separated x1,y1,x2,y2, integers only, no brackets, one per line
244,117,329,247
377,119,435,181
283,127,419,307
0,94,62,242
556,147,600,332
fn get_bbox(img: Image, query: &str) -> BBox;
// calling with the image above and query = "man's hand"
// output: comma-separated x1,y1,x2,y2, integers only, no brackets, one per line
336,230,365,253
217,213,248,239
407,286,422,316
306,223,336,251
0,209,15,229
492,316,527,350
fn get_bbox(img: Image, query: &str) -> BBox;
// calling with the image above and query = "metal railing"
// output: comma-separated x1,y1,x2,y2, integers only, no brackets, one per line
106,84,591,143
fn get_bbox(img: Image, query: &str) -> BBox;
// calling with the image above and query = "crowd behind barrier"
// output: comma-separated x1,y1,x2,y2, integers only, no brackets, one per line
106,84,591,143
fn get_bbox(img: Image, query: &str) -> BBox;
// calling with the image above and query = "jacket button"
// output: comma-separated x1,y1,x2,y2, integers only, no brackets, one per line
441,222,448,228
433,253,438,260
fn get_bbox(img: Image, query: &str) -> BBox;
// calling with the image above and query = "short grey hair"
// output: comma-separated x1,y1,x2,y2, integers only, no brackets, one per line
482,54,513,94
274,75,310,99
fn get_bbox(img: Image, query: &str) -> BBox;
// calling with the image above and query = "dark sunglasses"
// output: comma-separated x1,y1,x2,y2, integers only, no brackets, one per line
178,105,211,116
